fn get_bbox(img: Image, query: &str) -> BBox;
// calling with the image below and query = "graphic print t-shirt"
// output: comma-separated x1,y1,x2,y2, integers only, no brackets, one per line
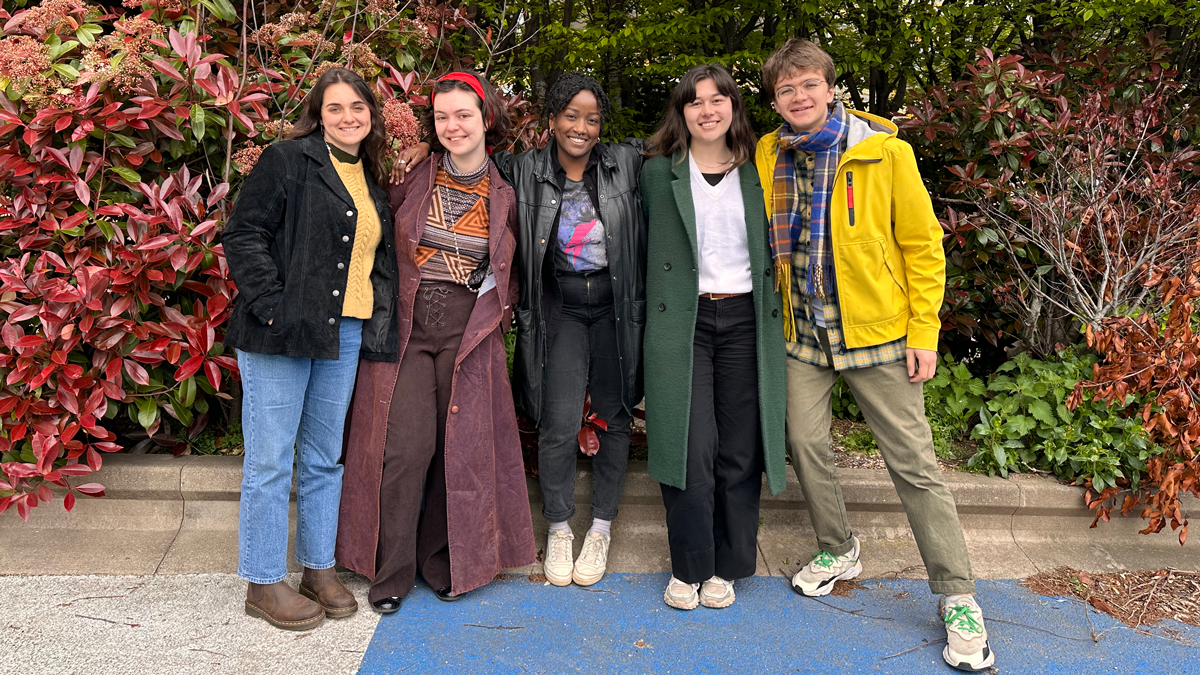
554,179,607,273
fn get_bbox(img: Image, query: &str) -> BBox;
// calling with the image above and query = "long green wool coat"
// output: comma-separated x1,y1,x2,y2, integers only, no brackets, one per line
640,152,788,494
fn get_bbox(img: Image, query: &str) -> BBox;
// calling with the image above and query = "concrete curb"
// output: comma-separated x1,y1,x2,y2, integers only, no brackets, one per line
2,454,1197,579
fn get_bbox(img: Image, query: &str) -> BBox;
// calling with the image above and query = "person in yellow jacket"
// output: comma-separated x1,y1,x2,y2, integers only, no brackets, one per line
756,39,995,672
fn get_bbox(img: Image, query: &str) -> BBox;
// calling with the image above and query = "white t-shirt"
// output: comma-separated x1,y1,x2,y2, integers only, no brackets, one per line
689,155,753,295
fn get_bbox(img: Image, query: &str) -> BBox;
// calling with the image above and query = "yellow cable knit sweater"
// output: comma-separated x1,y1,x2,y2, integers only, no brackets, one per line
331,156,382,319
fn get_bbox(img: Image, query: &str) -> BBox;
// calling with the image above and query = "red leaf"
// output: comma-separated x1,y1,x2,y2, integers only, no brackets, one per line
63,491,75,513
74,483,106,497
577,427,600,456
175,355,204,381
204,359,221,390
123,359,150,386
150,59,185,82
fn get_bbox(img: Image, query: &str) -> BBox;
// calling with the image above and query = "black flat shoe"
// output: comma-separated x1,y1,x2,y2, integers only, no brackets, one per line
434,587,465,602
371,597,402,613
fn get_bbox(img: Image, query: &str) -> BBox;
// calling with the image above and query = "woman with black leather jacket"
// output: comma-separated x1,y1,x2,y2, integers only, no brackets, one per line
395,73,645,588
222,67,398,631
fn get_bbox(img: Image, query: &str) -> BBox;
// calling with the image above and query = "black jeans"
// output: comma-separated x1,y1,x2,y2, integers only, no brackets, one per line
537,271,632,522
660,294,763,584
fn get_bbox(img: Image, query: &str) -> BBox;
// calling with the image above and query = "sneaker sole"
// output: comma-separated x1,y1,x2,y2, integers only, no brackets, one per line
244,601,324,631
943,643,995,672
664,593,699,610
791,560,863,598
298,584,358,619
572,568,604,586
544,567,574,587
699,592,735,609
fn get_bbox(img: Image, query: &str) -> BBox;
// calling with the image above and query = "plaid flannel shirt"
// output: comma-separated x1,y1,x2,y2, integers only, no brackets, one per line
787,151,907,370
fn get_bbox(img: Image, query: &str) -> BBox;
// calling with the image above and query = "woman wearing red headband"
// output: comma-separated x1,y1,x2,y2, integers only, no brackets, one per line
336,70,535,611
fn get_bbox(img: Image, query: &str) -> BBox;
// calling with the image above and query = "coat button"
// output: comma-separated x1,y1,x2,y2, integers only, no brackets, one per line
346,210,354,217
772,309,779,317
664,262,671,271
338,262,345,269
342,235,350,242
328,317,336,325
765,268,772,277
451,405,459,413
541,239,546,244
499,263,506,271
550,199,556,205
658,303,666,312
333,290,340,297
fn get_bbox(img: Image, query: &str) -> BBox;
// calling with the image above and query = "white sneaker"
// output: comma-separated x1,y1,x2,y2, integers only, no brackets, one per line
544,528,574,587
790,536,862,597
663,576,699,610
571,531,610,586
939,595,995,672
699,576,735,608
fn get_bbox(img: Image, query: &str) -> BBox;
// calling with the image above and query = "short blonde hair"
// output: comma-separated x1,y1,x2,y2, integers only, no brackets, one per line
762,39,836,96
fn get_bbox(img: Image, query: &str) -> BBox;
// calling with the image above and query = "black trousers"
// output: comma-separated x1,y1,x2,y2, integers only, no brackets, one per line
537,271,632,522
660,294,763,584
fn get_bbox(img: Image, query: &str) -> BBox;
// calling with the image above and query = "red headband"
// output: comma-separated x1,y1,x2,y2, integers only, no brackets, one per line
434,72,486,104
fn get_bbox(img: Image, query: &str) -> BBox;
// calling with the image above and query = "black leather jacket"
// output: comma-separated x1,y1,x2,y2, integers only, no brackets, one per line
222,132,399,361
495,139,646,423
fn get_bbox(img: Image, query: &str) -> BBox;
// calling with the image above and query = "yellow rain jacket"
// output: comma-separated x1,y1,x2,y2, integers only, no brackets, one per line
755,110,945,351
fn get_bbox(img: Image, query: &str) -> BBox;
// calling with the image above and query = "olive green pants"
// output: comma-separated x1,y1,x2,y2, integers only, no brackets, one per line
784,336,976,595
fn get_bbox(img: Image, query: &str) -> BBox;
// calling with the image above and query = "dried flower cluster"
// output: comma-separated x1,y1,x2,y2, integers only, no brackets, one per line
261,119,294,140
250,11,318,46
342,43,382,78
0,36,61,99
79,18,162,94
382,98,420,151
232,144,265,174
291,30,337,55
398,18,433,50
5,0,88,38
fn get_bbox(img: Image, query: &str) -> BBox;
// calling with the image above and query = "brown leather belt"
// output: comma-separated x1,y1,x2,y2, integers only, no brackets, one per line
699,292,749,300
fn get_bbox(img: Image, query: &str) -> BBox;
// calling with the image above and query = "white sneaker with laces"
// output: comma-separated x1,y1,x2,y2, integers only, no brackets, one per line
939,594,995,672
663,576,699,610
699,576,735,608
790,536,862,597
544,528,574,587
571,531,610,586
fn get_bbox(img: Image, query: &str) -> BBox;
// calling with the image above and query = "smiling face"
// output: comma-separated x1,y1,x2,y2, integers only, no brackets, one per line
683,77,732,146
550,89,602,163
320,82,372,155
773,68,835,135
433,88,488,167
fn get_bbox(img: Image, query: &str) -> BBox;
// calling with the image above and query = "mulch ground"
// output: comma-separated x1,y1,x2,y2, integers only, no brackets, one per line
1023,566,1200,628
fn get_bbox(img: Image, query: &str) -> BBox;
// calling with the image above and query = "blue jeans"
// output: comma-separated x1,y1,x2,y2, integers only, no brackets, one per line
237,318,363,584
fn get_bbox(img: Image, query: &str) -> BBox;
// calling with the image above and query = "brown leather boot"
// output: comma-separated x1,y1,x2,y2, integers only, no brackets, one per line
245,581,324,631
299,567,359,619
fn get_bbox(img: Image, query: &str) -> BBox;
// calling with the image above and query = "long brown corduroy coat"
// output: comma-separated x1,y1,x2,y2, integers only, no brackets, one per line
336,154,535,595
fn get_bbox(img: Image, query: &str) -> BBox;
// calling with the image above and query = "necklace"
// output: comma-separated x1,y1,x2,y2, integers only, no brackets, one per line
692,156,734,170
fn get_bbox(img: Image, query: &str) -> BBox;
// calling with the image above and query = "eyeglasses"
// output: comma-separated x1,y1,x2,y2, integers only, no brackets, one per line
775,80,828,102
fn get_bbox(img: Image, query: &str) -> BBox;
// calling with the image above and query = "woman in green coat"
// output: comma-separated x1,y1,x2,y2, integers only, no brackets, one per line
640,63,788,610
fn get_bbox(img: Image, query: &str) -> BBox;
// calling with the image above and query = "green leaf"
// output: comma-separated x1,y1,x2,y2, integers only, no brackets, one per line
191,104,206,142
110,166,142,183
1029,399,1055,425
135,397,158,429
96,219,115,240
199,0,238,22
109,132,137,148
52,64,81,80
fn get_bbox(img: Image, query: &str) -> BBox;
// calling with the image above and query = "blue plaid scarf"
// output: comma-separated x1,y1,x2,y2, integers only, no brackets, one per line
772,103,848,300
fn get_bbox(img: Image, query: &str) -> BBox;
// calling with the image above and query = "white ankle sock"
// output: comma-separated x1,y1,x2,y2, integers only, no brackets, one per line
589,518,611,537
549,520,571,534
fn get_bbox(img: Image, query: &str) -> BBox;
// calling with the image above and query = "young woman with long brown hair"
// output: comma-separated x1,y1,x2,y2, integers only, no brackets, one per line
336,70,535,612
639,63,787,610
223,67,398,630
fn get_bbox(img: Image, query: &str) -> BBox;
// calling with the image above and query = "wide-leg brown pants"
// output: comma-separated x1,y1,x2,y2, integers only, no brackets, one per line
370,282,476,603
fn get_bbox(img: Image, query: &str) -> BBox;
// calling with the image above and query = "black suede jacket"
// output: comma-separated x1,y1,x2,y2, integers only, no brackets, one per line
495,139,646,423
222,132,399,361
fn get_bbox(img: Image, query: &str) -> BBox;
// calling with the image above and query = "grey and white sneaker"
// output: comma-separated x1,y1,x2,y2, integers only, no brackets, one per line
544,528,575,587
790,536,862,597
663,576,700,610
699,576,735,608
572,531,611,586
939,594,995,672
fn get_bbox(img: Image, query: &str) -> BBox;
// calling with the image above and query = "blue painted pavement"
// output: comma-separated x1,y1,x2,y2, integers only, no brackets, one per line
359,574,1200,674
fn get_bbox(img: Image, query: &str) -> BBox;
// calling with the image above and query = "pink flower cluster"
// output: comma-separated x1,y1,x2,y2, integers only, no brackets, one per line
78,15,162,94
233,144,265,175
397,19,434,50
382,98,420,150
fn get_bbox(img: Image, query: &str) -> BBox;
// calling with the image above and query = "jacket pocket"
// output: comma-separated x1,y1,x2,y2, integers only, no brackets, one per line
836,238,907,327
